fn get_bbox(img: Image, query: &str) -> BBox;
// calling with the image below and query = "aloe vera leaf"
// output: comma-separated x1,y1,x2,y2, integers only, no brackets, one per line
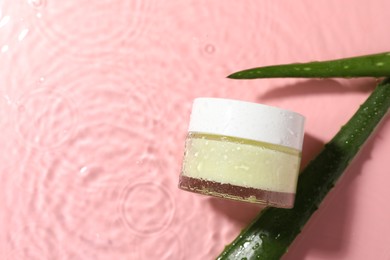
228,52,390,79
217,77,390,260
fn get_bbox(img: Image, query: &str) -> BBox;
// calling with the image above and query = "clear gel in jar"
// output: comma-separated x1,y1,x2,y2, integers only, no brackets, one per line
178,98,305,208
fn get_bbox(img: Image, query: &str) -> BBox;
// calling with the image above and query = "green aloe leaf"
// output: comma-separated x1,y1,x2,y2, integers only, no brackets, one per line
228,52,390,79
217,78,390,259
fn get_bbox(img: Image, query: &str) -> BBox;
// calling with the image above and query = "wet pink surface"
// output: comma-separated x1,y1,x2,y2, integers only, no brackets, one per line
0,0,390,259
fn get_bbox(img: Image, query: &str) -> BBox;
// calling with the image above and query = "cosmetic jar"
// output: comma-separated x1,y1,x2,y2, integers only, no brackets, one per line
179,98,305,208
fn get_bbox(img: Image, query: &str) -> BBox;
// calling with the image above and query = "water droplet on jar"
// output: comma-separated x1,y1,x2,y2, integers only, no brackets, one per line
220,136,228,141
287,128,296,136
197,162,203,172
235,164,250,171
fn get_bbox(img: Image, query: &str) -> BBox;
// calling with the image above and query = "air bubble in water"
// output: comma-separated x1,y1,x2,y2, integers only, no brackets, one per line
204,44,215,54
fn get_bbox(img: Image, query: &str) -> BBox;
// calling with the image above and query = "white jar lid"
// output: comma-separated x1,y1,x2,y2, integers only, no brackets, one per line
188,98,305,151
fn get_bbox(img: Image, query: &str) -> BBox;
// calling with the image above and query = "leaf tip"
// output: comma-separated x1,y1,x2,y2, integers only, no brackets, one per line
227,71,243,79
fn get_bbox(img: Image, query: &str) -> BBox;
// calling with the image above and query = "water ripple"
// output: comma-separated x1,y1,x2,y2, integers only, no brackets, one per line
6,224,61,260
31,0,155,58
120,181,175,236
30,64,150,129
72,183,136,252
16,88,76,149
138,231,182,260
42,156,140,255
59,123,146,176
3,161,62,259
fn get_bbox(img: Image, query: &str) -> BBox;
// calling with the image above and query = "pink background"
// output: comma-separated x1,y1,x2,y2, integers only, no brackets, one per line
1,0,390,259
